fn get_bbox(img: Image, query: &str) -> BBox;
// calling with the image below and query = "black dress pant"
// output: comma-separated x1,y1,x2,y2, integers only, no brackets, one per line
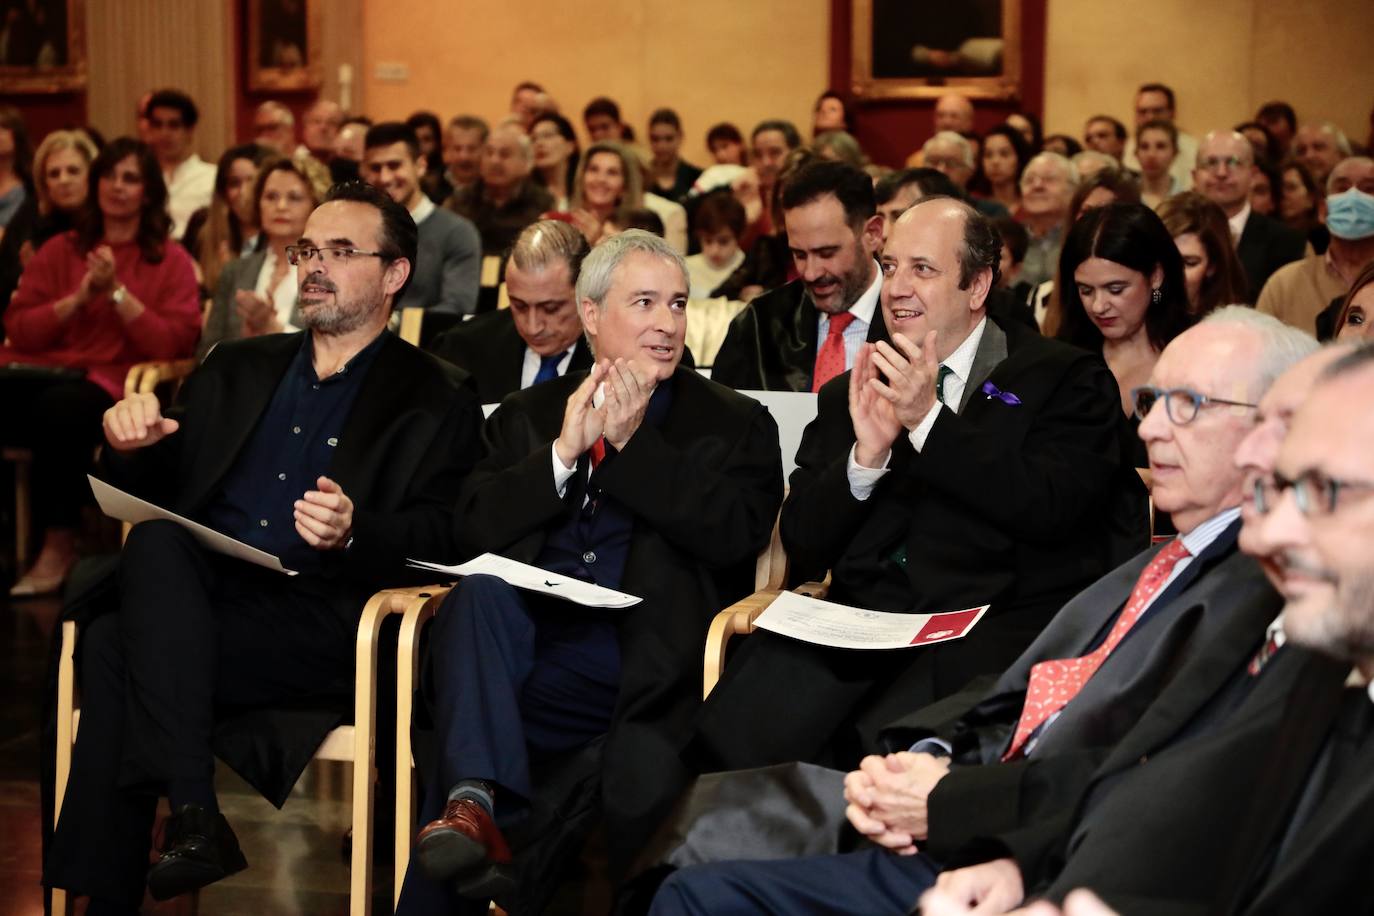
0,375,113,529
43,520,361,905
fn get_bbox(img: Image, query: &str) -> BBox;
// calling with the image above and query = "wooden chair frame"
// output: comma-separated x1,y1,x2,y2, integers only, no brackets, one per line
51,586,426,915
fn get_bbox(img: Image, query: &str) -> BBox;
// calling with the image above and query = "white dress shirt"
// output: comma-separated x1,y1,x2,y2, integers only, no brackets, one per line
846,316,987,500
520,345,577,389
409,194,436,227
817,264,882,377
253,249,300,332
1228,201,1252,245
164,153,216,239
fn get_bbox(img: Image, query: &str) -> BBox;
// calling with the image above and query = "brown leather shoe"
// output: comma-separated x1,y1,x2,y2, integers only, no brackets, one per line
413,798,512,883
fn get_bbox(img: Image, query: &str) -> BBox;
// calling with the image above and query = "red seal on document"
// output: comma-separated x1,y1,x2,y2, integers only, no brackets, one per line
910,608,984,645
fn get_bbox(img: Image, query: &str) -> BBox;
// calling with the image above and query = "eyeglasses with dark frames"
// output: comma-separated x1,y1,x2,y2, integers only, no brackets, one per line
1130,386,1259,425
1251,470,1374,518
285,245,386,266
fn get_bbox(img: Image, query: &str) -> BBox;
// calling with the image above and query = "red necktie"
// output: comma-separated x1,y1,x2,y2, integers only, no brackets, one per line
812,312,857,393
1003,538,1192,760
590,437,607,468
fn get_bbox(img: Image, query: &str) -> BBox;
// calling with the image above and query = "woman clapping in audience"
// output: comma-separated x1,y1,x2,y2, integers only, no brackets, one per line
1054,202,1193,465
0,138,201,595
0,129,98,312
197,156,319,359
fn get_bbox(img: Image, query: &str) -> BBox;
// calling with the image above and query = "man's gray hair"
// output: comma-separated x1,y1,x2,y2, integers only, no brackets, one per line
488,123,532,162
510,219,589,281
1023,151,1079,188
1327,156,1374,194
575,229,689,306
1201,305,1319,397
1072,150,1121,177
923,131,974,168
1315,120,1354,157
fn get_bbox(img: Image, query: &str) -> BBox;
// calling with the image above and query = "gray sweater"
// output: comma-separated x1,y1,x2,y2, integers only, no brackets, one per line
400,206,481,315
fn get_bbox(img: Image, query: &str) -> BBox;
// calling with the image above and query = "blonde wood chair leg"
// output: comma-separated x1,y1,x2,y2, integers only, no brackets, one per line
51,620,77,915
394,588,446,907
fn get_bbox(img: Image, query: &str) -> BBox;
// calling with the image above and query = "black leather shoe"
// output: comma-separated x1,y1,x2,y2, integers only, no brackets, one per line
146,804,248,900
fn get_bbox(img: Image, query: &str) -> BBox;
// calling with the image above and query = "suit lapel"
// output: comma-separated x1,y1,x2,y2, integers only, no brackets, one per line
496,315,527,398
958,317,1009,412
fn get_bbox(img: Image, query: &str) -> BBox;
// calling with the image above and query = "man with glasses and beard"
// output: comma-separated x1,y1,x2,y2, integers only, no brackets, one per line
43,181,484,913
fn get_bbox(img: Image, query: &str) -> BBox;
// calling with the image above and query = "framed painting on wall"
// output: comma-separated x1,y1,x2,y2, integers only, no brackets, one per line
851,0,1022,101
0,0,86,93
247,0,321,91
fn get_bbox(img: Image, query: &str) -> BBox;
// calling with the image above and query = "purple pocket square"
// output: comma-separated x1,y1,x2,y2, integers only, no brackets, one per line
981,381,1022,405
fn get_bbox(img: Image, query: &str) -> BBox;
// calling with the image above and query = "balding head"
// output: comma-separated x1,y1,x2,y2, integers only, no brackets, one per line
882,197,998,361
1139,307,1317,534
934,93,975,134
921,131,975,188
254,100,295,153
1193,130,1256,216
480,123,533,194
302,100,343,157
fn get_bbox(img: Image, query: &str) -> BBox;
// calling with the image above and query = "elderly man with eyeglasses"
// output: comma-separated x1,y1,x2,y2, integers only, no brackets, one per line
646,308,1320,916
43,181,486,914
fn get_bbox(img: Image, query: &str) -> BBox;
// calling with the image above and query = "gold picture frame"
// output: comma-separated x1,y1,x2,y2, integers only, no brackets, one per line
851,0,1022,101
247,0,321,92
0,0,87,94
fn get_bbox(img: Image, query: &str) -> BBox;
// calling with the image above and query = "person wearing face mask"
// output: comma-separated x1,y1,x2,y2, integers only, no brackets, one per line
1259,156,1374,336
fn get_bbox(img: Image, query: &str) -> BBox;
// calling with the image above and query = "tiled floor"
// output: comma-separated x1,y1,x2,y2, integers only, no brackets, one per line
0,589,375,916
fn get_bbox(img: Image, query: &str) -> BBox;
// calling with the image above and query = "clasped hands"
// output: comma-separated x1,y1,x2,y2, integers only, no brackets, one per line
102,393,354,551
843,750,950,854
76,245,117,304
234,290,285,336
554,358,654,468
849,329,942,469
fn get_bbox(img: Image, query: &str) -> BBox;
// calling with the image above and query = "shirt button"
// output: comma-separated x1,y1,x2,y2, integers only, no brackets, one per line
259,519,269,527
293,426,301,434
278,473,287,481
582,551,597,564
312,384,320,390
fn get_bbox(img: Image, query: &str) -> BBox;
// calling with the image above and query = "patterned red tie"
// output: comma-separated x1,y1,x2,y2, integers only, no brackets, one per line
1003,538,1192,760
812,312,857,392
590,436,607,468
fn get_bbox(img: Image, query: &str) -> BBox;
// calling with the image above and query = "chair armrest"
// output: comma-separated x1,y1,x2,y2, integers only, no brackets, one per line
703,588,781,699
794,575,830,599
398,308,425,346
124,359,196,397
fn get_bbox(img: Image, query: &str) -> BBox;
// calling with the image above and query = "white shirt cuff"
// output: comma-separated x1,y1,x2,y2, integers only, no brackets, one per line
907,403,945,453
551,444,578,497
846,444,891,501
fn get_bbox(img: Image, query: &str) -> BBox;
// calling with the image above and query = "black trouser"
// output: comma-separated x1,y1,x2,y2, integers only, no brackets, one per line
0,375,113,529
43,520,360,905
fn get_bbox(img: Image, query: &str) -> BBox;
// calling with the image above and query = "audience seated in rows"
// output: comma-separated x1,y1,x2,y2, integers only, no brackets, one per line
1156,190,1250,316
439,114,489,206
145,89,216,240
1121,82,1196,193
648,310,1322,915
446,123,553,257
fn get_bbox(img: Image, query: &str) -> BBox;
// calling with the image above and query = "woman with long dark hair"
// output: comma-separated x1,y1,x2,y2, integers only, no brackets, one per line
182,142,273,294
0,138,201,594
1055,202,1194,462
530,112,580,210
1156,192,1250,317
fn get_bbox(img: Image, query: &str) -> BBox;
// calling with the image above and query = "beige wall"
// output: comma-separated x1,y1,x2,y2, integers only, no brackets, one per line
1045,0,1373,152
360,0,830,162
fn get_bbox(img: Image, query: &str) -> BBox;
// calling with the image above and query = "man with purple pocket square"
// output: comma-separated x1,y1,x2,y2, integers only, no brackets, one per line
690,196,1149,772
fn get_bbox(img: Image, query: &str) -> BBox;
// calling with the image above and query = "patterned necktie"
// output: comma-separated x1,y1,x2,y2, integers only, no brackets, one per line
936,364,955,405
1003,538,1192,760
533,353,563,385
811,312,857,392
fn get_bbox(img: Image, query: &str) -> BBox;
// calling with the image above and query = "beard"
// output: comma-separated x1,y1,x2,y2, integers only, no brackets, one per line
297,270,385,335
811,241,874,316
1284,561,1374,665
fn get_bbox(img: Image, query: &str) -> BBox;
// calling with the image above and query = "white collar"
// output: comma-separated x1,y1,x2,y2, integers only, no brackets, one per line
1228,201,1252,240
164,153,203,182
1179,506,1242,557
940,315,987,384
409,194,436,225
847,260,882,325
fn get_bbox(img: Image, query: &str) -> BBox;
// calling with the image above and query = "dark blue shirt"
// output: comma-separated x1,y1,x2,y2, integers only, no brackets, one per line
202,331,389,573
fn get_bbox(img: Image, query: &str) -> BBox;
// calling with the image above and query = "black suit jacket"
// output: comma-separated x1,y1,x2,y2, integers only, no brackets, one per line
885,531,1284,864
97,331,485,804
691,315,1148,769
709,277,889,391
429,309,595,404
453,365,783,878
1236,211,1306,303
